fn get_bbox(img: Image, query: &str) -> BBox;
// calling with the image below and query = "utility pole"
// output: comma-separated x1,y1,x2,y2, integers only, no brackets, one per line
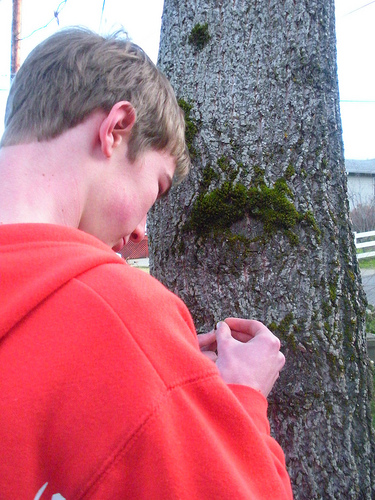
10,0,22,83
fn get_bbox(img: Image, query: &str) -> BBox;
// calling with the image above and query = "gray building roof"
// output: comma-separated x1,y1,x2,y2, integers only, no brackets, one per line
346,159,375,175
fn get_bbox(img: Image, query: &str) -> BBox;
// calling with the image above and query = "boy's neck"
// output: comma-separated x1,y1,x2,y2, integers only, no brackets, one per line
0,133,88,228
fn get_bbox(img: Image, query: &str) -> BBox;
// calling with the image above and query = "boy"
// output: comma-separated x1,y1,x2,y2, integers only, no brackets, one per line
0,28,292,499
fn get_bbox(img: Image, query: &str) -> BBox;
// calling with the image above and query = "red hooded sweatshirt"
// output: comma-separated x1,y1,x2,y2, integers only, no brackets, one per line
0,223,293,500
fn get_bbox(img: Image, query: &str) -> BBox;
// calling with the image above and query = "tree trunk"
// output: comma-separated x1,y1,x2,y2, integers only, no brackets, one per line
148,1,375,497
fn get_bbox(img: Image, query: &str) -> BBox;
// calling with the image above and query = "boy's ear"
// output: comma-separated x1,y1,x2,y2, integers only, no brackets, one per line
99,101,136,158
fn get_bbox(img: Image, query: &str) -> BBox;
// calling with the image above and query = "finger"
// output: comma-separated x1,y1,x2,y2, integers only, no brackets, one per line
215,321,233,346
201,350,218,363
228,330,254,343
197,331,217,348
278,351,286,370
224,318,269,339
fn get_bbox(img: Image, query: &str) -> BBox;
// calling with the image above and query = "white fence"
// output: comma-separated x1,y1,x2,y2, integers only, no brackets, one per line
355,230,375,260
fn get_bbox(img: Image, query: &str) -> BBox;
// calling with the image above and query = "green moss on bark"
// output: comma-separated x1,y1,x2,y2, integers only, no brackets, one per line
268,313,300,352
186,159,319,245
188,23,211,51
178,98,198,158
189,181,248,234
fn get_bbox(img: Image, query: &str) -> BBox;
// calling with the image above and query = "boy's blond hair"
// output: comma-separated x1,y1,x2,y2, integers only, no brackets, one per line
1,27,190,182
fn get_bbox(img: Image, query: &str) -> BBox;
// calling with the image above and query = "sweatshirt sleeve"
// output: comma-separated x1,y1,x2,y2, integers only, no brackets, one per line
228,383,291,473
85,373,293,500
228,383,271,434
72,264,294,499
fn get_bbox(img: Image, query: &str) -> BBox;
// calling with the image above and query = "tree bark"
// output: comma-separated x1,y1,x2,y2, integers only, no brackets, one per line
148,1,375,498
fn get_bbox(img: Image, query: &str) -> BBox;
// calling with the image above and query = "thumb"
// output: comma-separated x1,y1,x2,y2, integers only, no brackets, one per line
215,321,232,346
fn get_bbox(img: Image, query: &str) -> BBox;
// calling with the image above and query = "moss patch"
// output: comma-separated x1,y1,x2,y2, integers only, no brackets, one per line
188,23,211,51
302,211,321,239
178,98,198,158
186,160,319,245
189,181,248,234
268,313,299,351
247,178,301,235
285,164,296,179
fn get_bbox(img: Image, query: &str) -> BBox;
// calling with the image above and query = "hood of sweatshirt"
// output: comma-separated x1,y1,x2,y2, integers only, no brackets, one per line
0,223,123,342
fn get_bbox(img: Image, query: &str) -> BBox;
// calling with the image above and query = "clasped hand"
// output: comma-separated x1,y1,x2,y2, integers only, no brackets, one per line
199,318,285,397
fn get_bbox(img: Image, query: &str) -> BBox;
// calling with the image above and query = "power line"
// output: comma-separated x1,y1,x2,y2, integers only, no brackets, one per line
21,0,68,40
99,0,106,31
340,100,375,103
340,0,375,17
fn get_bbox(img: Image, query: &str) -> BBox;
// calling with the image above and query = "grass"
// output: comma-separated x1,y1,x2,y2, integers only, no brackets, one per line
351,253,375,427
126,263,150,274
366,306,375,333
358,257,375,269
359,305,375,427
138,267,150,274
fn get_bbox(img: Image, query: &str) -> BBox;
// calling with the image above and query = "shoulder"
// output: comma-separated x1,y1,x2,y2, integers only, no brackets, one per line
75,262,196,341
53,261,209,388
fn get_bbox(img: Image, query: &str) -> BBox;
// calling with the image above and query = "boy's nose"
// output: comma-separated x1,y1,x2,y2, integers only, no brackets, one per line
129,218,146,243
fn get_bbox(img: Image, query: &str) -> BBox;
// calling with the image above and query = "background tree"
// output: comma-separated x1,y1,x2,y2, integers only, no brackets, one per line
148,0,375,497
350,201,375,233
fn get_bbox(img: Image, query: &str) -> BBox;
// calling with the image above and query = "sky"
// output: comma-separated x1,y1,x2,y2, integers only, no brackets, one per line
0,0,374,160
